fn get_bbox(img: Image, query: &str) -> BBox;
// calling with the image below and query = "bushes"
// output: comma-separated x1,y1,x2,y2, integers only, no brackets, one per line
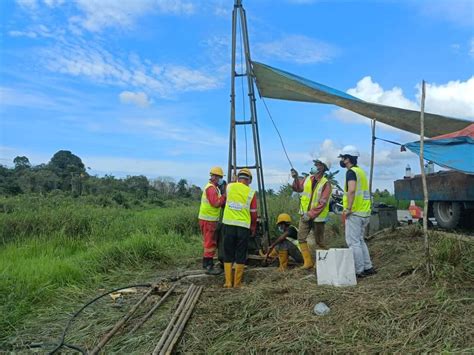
0,195,202,339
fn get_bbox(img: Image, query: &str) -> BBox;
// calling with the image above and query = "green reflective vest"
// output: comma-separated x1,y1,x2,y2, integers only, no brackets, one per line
343,166,371,217
222,182,255,229
299,176,330,222
198,182,221,222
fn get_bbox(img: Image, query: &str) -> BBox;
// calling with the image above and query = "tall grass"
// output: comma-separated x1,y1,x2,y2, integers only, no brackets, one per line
0,195,201,340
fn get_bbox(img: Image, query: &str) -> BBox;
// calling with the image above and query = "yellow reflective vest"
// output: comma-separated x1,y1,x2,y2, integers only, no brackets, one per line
299,176,330,222
343,166,371,217
198,182,221,222
312,176,330,222
222,182,256,229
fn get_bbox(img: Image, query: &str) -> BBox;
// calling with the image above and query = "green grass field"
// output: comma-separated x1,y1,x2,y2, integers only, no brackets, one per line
1,194,473,352
0,195,202,343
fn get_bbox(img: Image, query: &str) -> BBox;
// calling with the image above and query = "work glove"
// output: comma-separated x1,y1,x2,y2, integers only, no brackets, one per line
301,212,310,222
290,168,298,179
218,180,227,194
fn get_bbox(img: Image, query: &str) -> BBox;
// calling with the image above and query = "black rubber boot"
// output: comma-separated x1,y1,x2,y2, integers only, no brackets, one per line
205,259,223,275
203,257,210,269
362,268,377,276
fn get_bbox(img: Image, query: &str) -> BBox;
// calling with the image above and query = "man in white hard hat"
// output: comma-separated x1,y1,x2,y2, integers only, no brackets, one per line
338,146,376,278
198,166,226,275
291,157,332,269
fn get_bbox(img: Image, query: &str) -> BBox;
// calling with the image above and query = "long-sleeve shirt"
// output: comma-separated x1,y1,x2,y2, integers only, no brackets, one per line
205,183,226,208
292,174,331,219
249,194,257,235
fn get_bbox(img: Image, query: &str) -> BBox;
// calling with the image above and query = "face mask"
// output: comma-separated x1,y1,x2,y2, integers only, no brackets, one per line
339,160,346,168
217,178,224,185
278,226,284,233
309,167,317,175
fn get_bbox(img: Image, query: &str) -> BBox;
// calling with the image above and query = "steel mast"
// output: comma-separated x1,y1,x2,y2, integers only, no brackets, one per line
228,0,270,247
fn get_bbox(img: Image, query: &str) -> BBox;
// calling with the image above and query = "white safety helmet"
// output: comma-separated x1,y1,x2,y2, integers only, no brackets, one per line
313,157,331,171
338,145,360,158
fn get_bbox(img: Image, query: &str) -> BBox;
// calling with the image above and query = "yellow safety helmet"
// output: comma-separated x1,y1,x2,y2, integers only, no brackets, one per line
209,166,224,177
237,168,252,179
276,213,292,225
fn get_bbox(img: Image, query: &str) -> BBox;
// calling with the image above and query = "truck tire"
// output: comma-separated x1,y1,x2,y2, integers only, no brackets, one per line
433,201,462,229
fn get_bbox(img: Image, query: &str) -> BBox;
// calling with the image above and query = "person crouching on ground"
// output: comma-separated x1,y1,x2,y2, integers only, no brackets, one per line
221,168,257,288
266,213,303,271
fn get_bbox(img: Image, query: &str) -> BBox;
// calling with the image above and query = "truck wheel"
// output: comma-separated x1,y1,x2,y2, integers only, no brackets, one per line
433,201,462,229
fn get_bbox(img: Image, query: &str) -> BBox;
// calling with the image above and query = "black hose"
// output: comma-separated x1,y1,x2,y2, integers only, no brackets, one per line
48,283,152,354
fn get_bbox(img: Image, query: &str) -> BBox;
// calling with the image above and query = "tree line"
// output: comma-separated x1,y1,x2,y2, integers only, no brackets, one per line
0,150,202,205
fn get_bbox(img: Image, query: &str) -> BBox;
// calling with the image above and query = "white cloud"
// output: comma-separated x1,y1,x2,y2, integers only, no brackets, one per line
0,86,64,110
8,25,60,39
348,77,418,111
417,0,474,28
8,30,38,38
420,78,474,119
70,0,194,32
255,35,338,64
310,139,419,192
44,0,64,6
333,76,474,133
121,117,227,147
42,41,221,97
16,0,38,9
119,91,151,108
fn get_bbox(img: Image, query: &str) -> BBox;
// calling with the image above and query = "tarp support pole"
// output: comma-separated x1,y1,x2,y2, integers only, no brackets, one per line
418,80,432,276
369,117,377,198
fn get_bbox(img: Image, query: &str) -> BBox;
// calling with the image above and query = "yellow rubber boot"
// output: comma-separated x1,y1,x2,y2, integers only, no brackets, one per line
278,250,288,272
269,249,278,258
223,262,233,288
300,242,314,270
233,264,245,288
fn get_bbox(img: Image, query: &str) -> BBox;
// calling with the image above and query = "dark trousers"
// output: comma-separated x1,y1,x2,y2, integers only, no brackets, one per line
223,224,250,264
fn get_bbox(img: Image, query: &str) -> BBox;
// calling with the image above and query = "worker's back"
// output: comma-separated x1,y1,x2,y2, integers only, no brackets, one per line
222,182,255,229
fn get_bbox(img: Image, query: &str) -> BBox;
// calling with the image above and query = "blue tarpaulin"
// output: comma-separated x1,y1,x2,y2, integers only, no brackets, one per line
252,61,472,137
405,124,474,174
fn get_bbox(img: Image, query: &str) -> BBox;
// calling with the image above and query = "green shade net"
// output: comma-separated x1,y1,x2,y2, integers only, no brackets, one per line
252,61,472,138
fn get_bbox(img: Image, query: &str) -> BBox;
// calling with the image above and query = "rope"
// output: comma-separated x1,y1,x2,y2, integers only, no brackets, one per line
375,136,403,146
260,97,294,170
258,95,306,215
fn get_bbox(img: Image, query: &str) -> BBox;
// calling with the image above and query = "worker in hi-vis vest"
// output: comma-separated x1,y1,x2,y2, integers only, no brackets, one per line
291,157,332,269
198,167,226,275
338,145,376,278
222,168,257,288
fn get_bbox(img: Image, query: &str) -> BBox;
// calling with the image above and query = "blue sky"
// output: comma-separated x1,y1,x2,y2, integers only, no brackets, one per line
1,0,473,191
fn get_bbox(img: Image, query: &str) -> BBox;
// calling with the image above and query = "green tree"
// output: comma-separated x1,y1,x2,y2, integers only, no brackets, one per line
176,179,190,198
48,150,86,191
278,183,293,197
125,175,149,199
13,156,31,170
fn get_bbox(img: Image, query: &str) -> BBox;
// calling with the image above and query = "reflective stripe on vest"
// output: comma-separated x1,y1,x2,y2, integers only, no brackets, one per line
299,177,313,214
222,182,255,229
343,166,371,217
311,176,330,222
198,182,221,221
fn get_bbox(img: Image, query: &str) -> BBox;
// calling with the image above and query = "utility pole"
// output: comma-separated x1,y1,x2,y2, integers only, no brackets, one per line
228,0,270,247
